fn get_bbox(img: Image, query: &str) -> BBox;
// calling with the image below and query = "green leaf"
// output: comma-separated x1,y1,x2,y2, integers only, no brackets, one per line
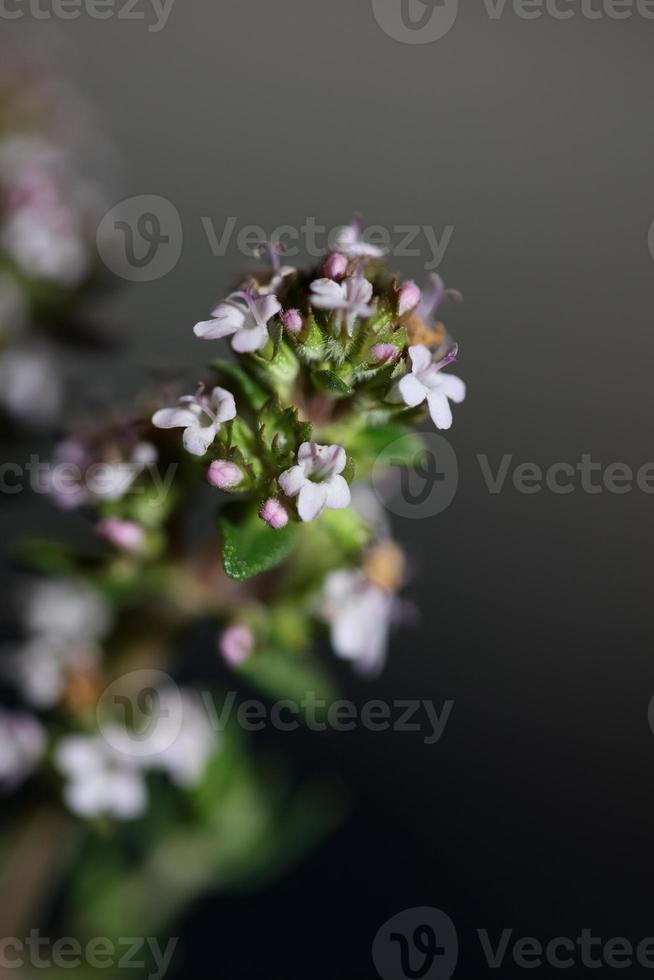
220,506,297,581
313,370,353,397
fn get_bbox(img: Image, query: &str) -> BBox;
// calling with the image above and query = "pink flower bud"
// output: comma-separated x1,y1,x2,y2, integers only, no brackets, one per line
281,309,303,334
96,518,145,553
207,460,242,490
398,281,422,316
370,344,400,365
219,625,254,667
259,497,289,530
322,253,348,279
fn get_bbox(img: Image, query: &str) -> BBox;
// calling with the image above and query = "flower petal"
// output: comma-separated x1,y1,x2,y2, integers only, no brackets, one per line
183,423,216,456
231,324,269,353
297,482,328,522
408,344,432,375
310,278,346,309
152,407,199,430
325,474,351,510
254,294,282,323
278,466,306,497
398,373,428,408
440,373,466,404
194,303,245,339
427,391,453,430
210,386,237,422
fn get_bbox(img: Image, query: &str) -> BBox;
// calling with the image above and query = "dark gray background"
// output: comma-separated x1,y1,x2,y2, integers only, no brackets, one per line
5,3,654,976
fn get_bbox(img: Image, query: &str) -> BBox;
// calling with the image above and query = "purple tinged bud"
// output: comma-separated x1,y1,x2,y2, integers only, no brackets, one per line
322,253,348,279
219,625,254,667
259,497,289,529
371,344,400,365
207,460,243,490
398,281,422,317
96,518,145,553
281,309,303,334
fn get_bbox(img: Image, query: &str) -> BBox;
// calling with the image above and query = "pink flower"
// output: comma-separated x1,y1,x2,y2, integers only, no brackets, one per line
398,281,421,316
398,345,466,430
259,498,289,529
96,518,145,553
370,344,400,365
309,274,375,336
322,253,348,279
281,309,303,334
278,443,351,522
207,460,243,490
194,289,281,353
219,625,254,667
152,386,236,457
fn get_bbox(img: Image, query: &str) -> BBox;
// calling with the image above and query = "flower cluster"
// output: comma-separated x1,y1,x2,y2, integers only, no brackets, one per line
5,219,466,831
0,59,115,428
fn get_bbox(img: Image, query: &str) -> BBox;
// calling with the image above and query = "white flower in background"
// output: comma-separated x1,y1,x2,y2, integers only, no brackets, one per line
0,711,45,790
279,442,351,522
333,218,386,259
254,242,296,296
194,290,281,353
152,385,236,456
6,579,110,709
47,440,157,509
309,274,375,336
54,731,147,820
321,569,394,675
0,347,62,425
141,688,217,789
397,344,466,430
3,205,89,287
0,138,92,288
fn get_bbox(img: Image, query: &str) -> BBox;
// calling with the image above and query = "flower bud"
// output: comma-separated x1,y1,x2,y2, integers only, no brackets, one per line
398,281,422,317
281,309,303,334
207,460,242,490
259,497,289,529
219,625,254,667
322,253,348,279
96,517,145,553
370,344,400,365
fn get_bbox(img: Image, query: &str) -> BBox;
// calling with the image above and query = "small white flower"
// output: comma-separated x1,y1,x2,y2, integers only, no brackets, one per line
25,578,111,642
0,711,45,790
0,347,62,425
279,443,351,522
309,275,375,336
333,219,386,259
6,579,110,709
142,688,217,789
55,731,147,820
47,440,157,508
152,386,236,457
322,570,394,675
397,344,466,430
3,205,89,287
194,290,281,353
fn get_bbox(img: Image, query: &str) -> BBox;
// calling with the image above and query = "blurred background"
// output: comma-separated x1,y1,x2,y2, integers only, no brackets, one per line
2,2,654,976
